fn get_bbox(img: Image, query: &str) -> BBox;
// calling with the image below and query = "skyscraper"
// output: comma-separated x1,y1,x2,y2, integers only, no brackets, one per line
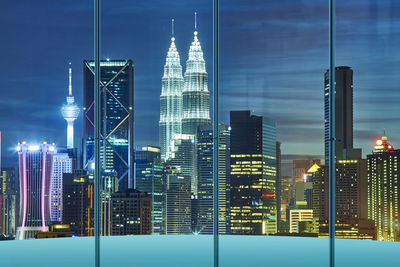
164,165,191,234
182,16,210,136
1,168,18,195
16,142,54,240
1,168,18,236
197,124,230,234
1,194,16,235
50,152,72,222
62,170,94,236
61,64,80,149
319,66,373,239
135,146,165,234
159,20,184,161
324,66,361,162
110,189,152,236
313,160,374,239
230,110,277,235
100,169,119,236
83,59,134,192
168,134,197,195
367,135,400,241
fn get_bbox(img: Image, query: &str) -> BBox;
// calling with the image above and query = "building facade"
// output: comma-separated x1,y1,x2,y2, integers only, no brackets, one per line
324,66,361,162
62,170,94,236
164,166,191,234
135,146,165,234
159,31,184,161
83,59,134,192
16,143,54,240
367,136,400,241
168,134,197,195
50,153,72,222
197,124,230,234
182,27,210,136
110,189,152,236
229,110,277,235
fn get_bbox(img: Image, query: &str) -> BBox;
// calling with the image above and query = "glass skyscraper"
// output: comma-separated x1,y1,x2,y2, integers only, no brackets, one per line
83,60,134,192
135,146,165,234
229,111,277,235
197,124,230,234
50,152,72,222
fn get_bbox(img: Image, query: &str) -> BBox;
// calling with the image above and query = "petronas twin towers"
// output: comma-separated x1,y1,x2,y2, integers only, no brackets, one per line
159,17,210,160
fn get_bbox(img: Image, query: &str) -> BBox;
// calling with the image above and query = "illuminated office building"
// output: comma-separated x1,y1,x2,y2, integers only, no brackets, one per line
280,176,293,223
289,209,313,233
276,142,282,230
101,169,119,236
182,20,210,136
1,194,16,235
168,134,197,195
159,23,184,161
164,166,191,234
1,168,18,235
50,153,72,222
16,143,54,240
293,159,321,183
62,170,94,236
135,146,165,234
230,110,277,235
367,135,400,241
1,168,18,195
61,64,80,149
313,160,374,239
110,189,152,236
197,124,230,234
83,59,134,192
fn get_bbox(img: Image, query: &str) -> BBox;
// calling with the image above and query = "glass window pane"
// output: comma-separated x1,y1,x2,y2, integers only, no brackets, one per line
336,1,400,266
220,0,329,265
99,2,214,266
0,1,94,265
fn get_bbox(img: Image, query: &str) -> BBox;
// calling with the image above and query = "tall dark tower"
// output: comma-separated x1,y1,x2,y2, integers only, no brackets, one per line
324,66,360,163
83,60,134,192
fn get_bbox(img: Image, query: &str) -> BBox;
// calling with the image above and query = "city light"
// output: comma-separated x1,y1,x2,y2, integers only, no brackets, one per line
28,145,39,151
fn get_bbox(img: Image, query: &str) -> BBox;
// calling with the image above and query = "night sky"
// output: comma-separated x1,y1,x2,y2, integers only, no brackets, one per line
1,0,400,166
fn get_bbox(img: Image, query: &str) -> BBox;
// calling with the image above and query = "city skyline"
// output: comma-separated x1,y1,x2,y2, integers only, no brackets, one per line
1,0,400,168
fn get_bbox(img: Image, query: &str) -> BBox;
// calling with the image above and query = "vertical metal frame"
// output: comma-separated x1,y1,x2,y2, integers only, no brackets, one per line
213,0,220,267
329,0,336,266
94,0,101,266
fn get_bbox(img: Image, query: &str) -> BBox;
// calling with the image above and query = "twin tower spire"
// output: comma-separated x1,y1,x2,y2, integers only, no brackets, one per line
159,13,210,160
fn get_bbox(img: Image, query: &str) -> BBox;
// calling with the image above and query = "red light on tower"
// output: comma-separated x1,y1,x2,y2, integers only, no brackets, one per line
388,145,393,150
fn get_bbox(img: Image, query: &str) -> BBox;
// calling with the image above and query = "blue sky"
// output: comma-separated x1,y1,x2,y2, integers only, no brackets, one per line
0,0,400,166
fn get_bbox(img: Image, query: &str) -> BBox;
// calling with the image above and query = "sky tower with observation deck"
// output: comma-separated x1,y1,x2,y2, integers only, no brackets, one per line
61,63,80,148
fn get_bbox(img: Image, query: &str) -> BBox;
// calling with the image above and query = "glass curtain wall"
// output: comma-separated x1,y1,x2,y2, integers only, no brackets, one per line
0,1,94,266
219,0,329,266
98,1,214,266
335,1,400,266
2,0,400,266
